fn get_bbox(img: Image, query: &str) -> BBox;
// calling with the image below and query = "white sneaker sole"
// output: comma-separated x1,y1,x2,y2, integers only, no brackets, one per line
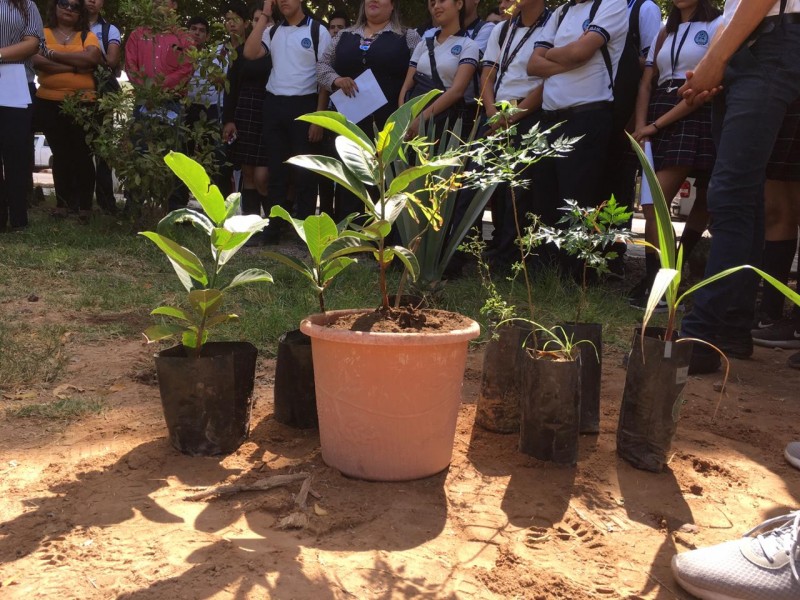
671,557,740,600
752,338,800,349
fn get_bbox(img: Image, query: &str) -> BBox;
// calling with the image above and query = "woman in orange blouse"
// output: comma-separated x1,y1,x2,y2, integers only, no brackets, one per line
33,0,100,218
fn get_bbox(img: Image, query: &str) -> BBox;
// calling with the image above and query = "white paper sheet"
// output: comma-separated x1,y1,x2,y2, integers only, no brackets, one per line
639,141,657,206
330,69,388,125
0,64,31,108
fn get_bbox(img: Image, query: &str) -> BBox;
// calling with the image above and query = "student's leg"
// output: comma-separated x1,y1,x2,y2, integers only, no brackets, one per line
264,94,291,240
0,105,33,229
759,179,799,320
288,95,320,219
554,109,612,210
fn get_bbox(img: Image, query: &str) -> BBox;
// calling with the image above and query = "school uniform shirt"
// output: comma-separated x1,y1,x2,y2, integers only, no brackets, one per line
409,33,479,90
36,28,101,102
482,11,550,102
535,0,629,111
645,17,723,86
633,0,661,57
188,43,226,107
261,16,331,96
723,0,800,23
423,18,495,53
89,17,120,57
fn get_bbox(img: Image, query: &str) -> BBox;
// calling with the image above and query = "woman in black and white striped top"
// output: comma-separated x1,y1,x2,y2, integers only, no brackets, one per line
0,0,44,231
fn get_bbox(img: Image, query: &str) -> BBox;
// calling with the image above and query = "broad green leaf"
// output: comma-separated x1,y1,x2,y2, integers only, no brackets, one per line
324,243,376,261
212,228,251,252
224,214,270,234
204,313,239,328
322,234,373,258
286,155,371,209
376,194,408,225
164,152,226,225
262,250,316,282
188,289,223,319
440,183,497,276
677,265,800,309
151,306,192,322
387,160,461,198
269,205,307,243
224,192,241,221
303,213,339,264
321,257,356,284
157,208,214,236
376,121,394,155
363,219,392,239
182,329,206,350
139,232,208,288
335,136,378,186
143,323,185,343
227,268,274,289
380,90,441,164
389,245,419,281
217,215,271,265
297,111,374,153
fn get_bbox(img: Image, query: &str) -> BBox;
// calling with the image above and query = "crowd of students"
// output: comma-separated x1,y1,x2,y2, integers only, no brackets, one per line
1,0,799,375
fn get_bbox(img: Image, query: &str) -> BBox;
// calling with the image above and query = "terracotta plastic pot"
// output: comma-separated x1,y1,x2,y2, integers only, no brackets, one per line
300,309,480,481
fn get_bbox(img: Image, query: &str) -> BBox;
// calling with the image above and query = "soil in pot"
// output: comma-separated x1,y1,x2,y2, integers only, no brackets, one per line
330,306,474,334
518,345,582,465
558,323,602,434
155,341,257,456
273,329,317,429
476,322,533,433
617,328,693,472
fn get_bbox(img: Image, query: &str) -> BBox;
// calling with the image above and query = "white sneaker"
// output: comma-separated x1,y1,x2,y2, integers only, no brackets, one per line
785,442,800,471
671,511,800,600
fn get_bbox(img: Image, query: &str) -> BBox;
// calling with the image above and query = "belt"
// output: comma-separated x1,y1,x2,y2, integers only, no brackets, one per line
542,101,612,119
749,12,800,41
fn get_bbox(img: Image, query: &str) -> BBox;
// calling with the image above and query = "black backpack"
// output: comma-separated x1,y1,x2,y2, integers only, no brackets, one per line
556,0,646,131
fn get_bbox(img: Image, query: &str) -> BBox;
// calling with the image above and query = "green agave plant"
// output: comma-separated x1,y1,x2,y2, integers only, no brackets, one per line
140,152,273,356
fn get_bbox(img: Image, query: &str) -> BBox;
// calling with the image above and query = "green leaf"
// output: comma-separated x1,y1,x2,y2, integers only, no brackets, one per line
157,208,214,236
269,205,307,243
376,121,394,155
677,265,800,309
297,111,374,153
335,136,378,185
143,324,185,343
262,250,316,282
321,256,356,284
188,289,223,319
212,228,251,252
642,268,679,335
324,243,376,261
303,212,339,264
139,232,208,289
380,90,441,164
389,245,419,281
181,329,207,350
286,155,371,210
227,268,273,289
150,306,192,322
164,152,226,225
224,192,241,221
387,160,461,198
204,313,239,328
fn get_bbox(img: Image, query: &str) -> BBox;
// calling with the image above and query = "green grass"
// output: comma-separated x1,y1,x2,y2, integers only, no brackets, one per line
0,202,652,388
8,395,106,420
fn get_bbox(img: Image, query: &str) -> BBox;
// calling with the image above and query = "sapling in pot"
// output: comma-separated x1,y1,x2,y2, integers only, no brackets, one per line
139,152,272,455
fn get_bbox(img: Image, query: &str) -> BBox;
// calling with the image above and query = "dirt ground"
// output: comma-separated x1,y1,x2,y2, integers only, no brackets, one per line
1,300,799,600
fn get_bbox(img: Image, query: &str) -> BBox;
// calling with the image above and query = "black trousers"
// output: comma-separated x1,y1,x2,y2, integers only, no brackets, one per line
262,93,321,229
34,98,95,212
0,104,34,228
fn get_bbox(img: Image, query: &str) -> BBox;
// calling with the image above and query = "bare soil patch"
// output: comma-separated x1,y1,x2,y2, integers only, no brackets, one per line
1,314,799,599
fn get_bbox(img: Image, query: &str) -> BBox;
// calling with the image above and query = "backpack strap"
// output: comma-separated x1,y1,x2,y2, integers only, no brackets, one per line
425,35,446,90
587,0,614,90
469,19,486,40
556,2,572,29
310,18,320,61
498,19,511,47
101,21,111,54
628,0,645,51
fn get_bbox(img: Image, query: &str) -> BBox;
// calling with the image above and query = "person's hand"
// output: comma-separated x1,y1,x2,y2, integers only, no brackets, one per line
308,123,323,143
223,122,237,143
334,77,358,97
261,0,273,21
632,124,656,143
679,54,726,106
488,113,512,134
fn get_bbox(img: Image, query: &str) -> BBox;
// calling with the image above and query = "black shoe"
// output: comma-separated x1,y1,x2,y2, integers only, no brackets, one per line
688,343,721,375
627,276,651,301
716,329,753,359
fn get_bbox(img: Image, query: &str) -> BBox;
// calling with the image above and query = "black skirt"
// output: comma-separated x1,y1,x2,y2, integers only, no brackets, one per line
229,84,268,167
647,82,715,174
766,97,800,182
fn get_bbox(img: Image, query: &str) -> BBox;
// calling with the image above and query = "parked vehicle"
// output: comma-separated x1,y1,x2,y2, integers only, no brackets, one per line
671,177,696,219
33,134,53,170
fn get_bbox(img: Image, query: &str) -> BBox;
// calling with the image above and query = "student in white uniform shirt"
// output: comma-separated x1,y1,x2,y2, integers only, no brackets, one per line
399,0,480,137
243,0,330,243
526,0,629,231
473,0,551,266
675,0,800,377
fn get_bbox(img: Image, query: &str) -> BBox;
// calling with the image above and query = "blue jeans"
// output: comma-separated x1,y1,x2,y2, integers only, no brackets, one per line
681,23,800,342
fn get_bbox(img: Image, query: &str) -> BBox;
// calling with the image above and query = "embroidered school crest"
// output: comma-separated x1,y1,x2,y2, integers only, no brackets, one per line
694,30,709,45
451,44,462,55
301,37,312,48
582,19,591,31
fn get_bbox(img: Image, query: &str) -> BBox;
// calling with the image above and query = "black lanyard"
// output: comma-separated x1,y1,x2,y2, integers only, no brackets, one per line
669,23,692,80
495,10,548,95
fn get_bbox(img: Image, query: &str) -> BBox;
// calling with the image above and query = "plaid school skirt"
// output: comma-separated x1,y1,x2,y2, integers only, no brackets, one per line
647,82,715,174
229,84,268,167
766,96,800,182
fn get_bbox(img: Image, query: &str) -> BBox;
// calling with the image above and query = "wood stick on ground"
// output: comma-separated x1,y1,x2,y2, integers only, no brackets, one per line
186,472,310,501
296,477,312,510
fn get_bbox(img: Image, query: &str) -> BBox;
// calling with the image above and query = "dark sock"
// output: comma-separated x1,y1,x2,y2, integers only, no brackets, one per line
760,238,798,319
645,251,659,287
240,188,261,215
679,228,703,265
257,193,270,217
